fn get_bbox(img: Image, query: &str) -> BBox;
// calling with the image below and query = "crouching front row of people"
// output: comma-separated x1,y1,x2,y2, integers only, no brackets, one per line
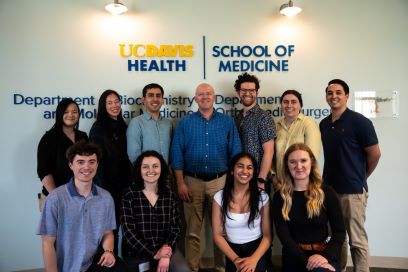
38,141,344,272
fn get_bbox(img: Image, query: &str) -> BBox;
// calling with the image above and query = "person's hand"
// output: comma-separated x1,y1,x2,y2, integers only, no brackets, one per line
306,254,332,271
236,255,258,272
156,257,170,272
97,251,116,268
154,245,172,259
319,262,336,271
177,181,191,202
272,176,282,192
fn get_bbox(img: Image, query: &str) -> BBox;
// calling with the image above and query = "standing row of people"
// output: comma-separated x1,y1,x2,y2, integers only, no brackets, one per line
36,74,380,272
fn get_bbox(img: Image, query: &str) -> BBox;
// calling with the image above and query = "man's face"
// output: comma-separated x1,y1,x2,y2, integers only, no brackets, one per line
195,83,215,111
69,154,98,184
326,83,349,111
143,88,163,114
237,82,258,107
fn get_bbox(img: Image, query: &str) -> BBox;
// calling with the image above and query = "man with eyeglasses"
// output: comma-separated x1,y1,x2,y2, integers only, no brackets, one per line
127,83,173,164
234,72,276,192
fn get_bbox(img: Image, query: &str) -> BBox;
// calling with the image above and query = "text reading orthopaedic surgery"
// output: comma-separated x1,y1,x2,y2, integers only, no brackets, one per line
12,93,329,120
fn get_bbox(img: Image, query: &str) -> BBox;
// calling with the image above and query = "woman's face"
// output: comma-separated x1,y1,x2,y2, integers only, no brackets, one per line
141,156,161,184
233,156,254,186
281,94,301,119
62,103,80,128
287,150,311,183
105,93,121,120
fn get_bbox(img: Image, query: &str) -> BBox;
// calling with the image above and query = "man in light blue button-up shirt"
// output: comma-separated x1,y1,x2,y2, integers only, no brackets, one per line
127,83,173,164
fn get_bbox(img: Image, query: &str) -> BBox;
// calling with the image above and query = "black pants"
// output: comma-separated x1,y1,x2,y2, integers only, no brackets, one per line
282,247,340,272
86,246,129,272
225,237,271,272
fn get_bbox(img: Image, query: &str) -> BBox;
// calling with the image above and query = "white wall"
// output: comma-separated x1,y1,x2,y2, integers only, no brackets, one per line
1,0,407,270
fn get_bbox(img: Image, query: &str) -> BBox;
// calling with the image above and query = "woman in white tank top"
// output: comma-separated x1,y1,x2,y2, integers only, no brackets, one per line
212,152,272,272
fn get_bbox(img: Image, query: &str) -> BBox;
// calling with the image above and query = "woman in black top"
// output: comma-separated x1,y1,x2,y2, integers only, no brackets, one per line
272,143,345,272
89,89,132,254
37,98,88,207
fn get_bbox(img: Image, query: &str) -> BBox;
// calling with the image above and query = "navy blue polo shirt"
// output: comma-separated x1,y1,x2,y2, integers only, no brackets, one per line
320,108,378,194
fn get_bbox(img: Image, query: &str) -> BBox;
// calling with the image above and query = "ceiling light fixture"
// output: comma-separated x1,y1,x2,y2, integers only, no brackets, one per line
279,0,302,18
105,0,128,15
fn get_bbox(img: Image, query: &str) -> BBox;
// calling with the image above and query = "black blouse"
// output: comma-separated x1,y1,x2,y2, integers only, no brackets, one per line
37,127,88,195
272,184,346,265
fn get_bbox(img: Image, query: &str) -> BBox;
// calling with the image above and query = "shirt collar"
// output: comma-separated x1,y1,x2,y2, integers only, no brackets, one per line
67,178,98,197
144,111,162,121
196,108,216,120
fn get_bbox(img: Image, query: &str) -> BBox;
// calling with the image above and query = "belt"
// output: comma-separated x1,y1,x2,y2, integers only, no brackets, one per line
298,241,326,251
185,171,227,181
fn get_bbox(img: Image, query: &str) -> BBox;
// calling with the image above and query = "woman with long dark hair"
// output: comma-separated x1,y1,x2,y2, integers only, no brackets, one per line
121,150,189,272
37,98,88,210
272,143,345,271
212,152,271,272
89,89,132,253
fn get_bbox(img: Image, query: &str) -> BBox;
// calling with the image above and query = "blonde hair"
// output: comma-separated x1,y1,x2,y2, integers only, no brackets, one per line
280,143,324,221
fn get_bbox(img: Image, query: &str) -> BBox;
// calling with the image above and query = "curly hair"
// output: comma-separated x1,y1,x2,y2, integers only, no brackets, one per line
234,72,260,91
280,143,324,221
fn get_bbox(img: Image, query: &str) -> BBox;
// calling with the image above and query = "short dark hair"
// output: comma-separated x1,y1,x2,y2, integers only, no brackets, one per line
234,72,260,91
66,140,102,163
326,79,349,95
142,83,164,97
280,90,303,107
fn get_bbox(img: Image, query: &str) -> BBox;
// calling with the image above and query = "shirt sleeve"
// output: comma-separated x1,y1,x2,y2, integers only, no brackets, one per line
272,191,309,265
170,118,185,170
37,131,56,181
165,192,181,249
37,192,58,236
304,117,321,159
88,123,106,188
321,186,346,262
258,113,276,144
120,190,156,258
126,118,143,164
356,115,379,148
227,117,242,159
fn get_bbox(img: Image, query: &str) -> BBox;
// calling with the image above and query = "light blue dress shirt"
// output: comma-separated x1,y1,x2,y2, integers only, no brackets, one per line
127,112,173,163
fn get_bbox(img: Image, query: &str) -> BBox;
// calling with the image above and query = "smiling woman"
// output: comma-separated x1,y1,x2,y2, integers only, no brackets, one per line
272,143,346,272
89,89,132,254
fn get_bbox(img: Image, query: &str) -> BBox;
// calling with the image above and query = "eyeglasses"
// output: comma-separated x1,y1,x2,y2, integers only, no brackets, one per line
239,88,257,94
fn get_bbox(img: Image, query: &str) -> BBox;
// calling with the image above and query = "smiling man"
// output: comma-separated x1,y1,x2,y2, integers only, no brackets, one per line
171,82,242,272
37,140,125,272
234,73,276,191
127,83,173,164
320,79,381,272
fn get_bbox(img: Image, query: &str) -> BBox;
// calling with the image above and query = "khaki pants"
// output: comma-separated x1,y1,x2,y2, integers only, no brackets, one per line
184,175,226,272
339,190,370,272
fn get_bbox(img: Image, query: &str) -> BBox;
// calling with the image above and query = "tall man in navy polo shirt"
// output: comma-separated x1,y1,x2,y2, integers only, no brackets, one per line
171,83,242,272
234,72,276,191
320,79,381,272
37,141,124,272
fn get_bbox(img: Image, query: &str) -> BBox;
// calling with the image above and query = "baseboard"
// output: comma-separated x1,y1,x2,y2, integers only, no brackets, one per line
272,255,408,269
368,256,408,269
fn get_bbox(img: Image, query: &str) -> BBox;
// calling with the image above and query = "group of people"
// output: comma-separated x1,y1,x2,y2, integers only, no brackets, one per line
36,73,381,272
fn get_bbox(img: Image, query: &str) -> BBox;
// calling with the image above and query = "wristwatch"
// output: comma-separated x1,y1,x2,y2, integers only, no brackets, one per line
257,177,266,184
